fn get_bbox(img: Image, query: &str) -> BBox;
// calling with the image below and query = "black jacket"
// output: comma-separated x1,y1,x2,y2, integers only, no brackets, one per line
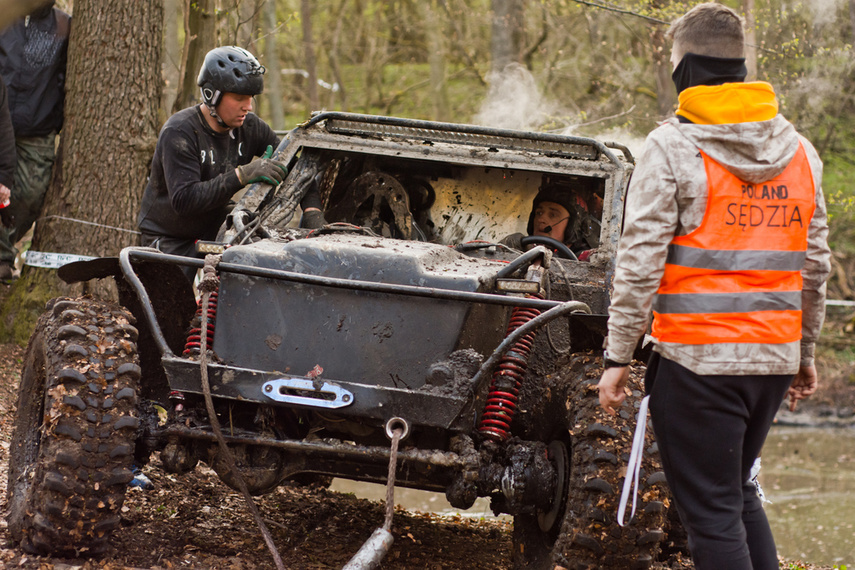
0,77,16,190
137,106,280,241
0,7,70,137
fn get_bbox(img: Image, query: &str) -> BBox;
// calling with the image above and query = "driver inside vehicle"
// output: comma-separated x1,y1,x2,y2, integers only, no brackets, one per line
501,187,601,260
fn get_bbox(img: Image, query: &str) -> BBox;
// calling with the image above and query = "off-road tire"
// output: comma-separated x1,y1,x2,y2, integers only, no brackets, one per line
511,353,670,569
554,354,669,570
511,437,571,569
511,354,574,569
7,297,141,556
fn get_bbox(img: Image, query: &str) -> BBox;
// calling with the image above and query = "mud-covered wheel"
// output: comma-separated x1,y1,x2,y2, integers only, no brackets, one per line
511,366,573,570
7,297,141,556
511,437,571,569
512,353,671,569
552,354,670,570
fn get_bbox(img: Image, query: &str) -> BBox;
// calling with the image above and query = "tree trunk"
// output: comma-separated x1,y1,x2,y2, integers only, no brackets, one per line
490,0,524,74
425,0,450,121
652,26,675,118
222,0,262,49
650,1,677,119
0,0,163,344
264,0,285,131
174,0,217,113
326,0,349,111
850,0,855,46
162,0,181,122
301,0,320,113
744,0,757,80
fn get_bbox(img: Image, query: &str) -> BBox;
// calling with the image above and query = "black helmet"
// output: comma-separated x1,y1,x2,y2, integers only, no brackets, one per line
197,46,265,108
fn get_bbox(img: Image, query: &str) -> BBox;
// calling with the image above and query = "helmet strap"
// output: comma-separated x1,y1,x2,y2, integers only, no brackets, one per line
206,103,229,130
201,85,229,130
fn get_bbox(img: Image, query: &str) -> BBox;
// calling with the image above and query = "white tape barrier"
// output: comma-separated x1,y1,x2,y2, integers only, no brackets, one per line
23,250,96,269
18,249,855,309
827,299,855,307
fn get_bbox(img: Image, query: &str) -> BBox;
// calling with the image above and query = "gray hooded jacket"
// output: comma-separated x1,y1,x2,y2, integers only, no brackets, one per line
605,114,831,375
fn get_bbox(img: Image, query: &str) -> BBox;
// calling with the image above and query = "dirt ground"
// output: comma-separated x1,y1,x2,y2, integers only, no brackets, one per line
0,289,849,569
0,337,517,570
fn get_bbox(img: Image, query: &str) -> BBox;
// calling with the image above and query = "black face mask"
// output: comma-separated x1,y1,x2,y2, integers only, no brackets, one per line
671,52,747,94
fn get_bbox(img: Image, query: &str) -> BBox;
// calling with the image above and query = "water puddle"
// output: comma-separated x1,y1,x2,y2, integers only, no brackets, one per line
759,426,855,566
331,426,855,566
329,479,505,521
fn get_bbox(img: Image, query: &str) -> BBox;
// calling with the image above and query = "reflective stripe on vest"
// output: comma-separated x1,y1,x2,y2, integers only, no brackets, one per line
651,143,815,345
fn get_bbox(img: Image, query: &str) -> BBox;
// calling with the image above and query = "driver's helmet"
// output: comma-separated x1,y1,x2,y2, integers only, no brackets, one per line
197,46,265,108
526,188,579,244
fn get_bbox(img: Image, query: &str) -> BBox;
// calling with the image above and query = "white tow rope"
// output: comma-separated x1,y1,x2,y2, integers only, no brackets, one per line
617,395,650,527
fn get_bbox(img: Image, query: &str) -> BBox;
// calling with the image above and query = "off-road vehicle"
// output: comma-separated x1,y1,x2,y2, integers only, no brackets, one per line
8,113,679,568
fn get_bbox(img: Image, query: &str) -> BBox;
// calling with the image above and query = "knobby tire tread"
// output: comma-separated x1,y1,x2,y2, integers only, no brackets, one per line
7,297,141,556
553,353,669,570
511,351,676,569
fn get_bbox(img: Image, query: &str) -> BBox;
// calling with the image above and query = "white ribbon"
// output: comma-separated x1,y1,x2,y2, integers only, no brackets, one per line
617,394,650,527
23,250,96,269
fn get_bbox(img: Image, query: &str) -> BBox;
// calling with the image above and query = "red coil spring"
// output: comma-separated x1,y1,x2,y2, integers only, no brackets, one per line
478,301,542,442
183,290,218,355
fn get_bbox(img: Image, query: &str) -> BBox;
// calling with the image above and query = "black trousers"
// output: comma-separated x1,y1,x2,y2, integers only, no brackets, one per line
645,353,793,570
140,232,200,284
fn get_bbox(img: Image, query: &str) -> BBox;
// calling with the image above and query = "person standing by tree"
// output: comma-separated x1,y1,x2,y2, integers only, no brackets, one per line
138,45,324,283
597,3,831,569
0,77,17,240
0,0,70,282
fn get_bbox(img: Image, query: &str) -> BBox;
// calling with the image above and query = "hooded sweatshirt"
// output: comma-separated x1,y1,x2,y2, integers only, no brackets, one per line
605,82,831,375
0,2,70,137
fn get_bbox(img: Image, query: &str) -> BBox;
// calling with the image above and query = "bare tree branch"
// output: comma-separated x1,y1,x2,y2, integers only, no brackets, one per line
569,0,669,25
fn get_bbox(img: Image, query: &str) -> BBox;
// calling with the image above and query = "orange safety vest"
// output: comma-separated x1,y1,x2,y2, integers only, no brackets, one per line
652,143,815,345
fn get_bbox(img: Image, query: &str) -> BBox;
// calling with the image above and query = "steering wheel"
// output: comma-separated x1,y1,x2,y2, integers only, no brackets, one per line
520,235,578,261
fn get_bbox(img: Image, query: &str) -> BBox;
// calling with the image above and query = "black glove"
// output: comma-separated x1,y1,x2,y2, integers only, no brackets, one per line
300,209,327,229
237,157,288,186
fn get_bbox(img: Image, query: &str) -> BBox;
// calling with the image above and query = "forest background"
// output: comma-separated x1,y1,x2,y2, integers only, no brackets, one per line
0,0,854,345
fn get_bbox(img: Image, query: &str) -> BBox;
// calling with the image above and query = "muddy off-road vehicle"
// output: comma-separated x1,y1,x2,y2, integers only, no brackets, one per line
8,113,681,568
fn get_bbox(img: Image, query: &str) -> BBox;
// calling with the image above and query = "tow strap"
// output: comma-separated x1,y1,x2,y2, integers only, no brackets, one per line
198,254,286,570
342,424,402,569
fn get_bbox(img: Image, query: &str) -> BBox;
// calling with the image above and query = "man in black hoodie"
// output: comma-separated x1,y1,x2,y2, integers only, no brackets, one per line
138,46,323,283
0,0,69,281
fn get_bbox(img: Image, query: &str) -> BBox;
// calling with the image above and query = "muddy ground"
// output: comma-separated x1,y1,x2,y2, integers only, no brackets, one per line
0,291,850,569
0,338,516,569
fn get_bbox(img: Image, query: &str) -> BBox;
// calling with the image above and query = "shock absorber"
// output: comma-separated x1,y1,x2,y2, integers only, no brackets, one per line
183,290,219,355
478,298,542,442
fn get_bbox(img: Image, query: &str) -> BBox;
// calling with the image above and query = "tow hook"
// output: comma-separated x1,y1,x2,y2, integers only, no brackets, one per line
384,416,410,441
342,416,410,569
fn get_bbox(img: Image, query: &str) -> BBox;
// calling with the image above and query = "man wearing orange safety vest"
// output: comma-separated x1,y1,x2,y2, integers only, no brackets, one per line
598,3,831,570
